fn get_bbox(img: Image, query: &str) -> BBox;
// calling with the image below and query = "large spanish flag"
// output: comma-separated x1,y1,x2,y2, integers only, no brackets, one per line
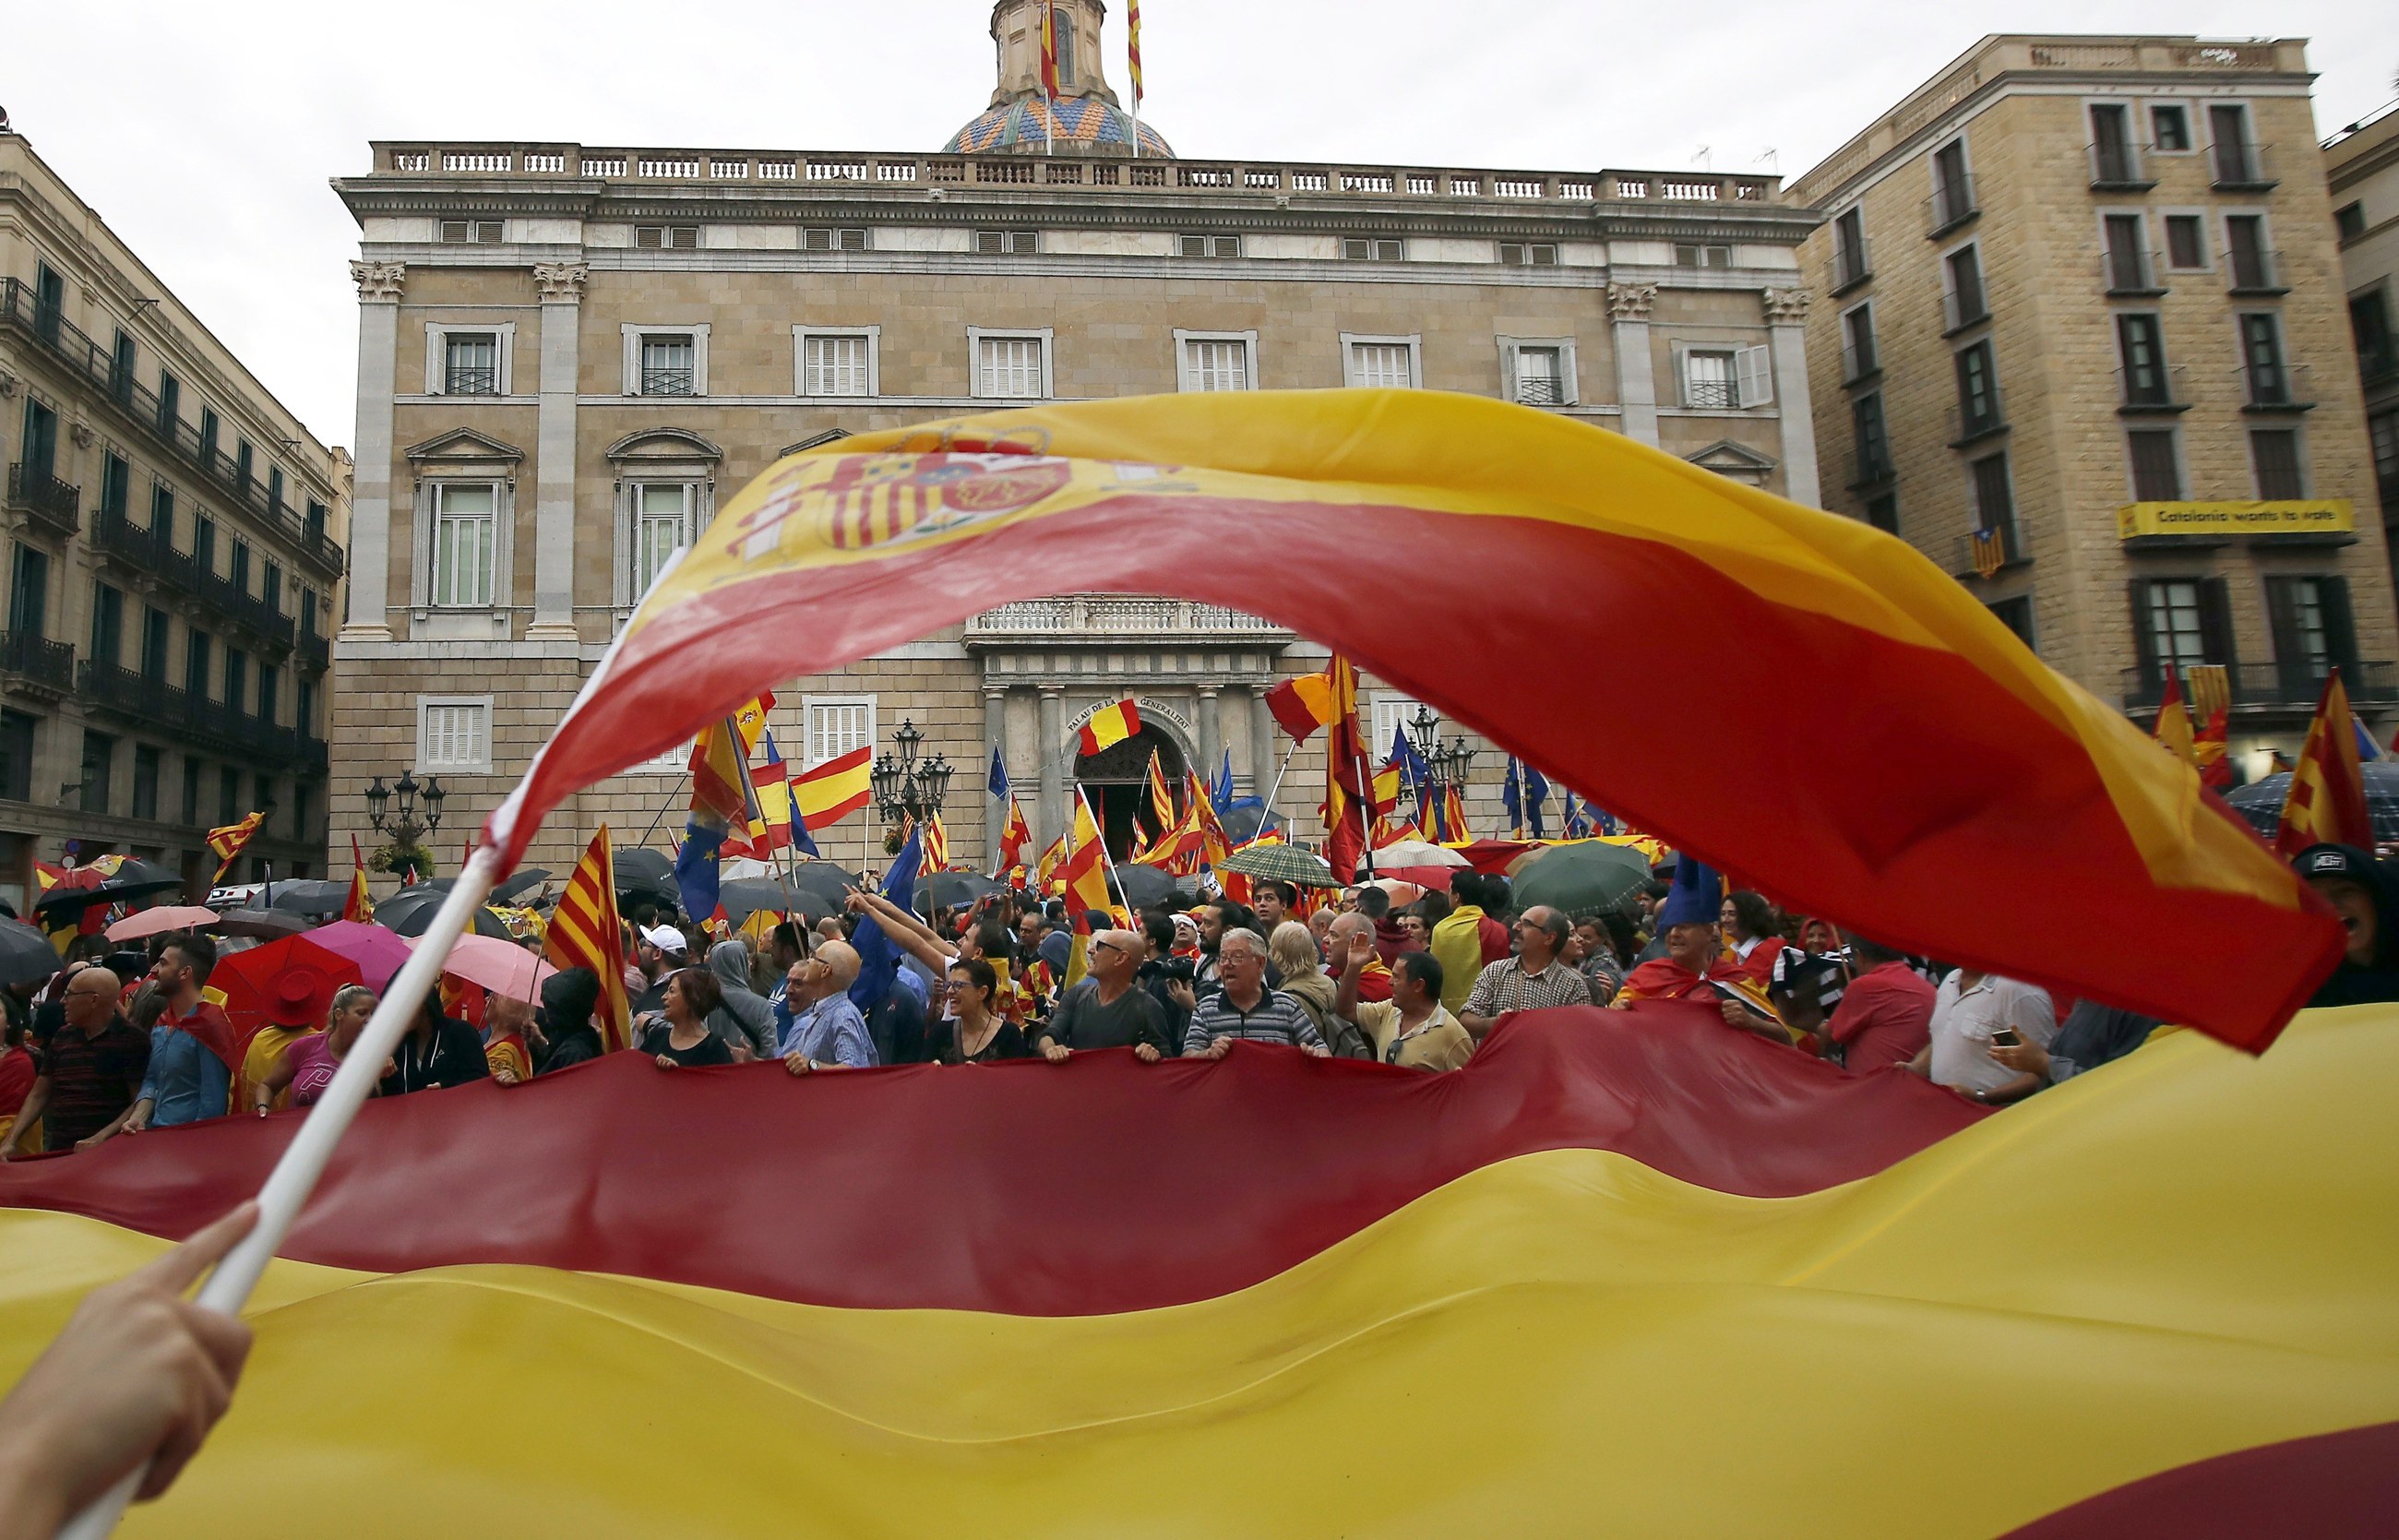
792,744,872,826
481,390,2341,1052
4,1006,2396,1534
1077,698,1141,757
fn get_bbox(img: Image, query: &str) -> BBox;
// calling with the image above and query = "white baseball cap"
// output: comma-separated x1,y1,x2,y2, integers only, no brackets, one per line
640,925,688,954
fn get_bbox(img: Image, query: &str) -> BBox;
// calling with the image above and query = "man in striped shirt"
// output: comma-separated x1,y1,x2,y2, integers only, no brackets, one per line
1185,929,1330,1059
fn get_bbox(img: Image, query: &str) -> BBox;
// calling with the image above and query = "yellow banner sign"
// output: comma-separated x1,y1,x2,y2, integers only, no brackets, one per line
2117,500,2356,538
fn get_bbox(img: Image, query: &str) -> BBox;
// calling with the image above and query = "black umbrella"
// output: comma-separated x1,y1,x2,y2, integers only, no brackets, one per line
918,871,1001,912
110,858,184,895
1217,803,1288,846
32,876,185,919
0,921,63,987
269,880,354,919
718,877,805,927
493,868,553,904
382,897,513,940
209,908,310,941
791,859,865,901
614,848,673,884
1110,866,1180,909
2224,763,2399,843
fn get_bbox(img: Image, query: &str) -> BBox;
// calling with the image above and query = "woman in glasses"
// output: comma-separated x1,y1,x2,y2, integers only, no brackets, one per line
934,958,1030,1065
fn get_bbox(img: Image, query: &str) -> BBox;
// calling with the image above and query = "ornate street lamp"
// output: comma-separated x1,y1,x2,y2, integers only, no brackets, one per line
871,719,953,827
364,769,445,849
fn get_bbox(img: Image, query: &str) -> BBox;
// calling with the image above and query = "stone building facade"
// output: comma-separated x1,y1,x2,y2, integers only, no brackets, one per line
330,0,1823,877
1791,35,2399,763
0,127,349,910
2324,102,2399,589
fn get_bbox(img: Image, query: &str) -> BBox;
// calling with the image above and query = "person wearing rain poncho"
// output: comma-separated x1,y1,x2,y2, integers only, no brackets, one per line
1612,859,1746,1006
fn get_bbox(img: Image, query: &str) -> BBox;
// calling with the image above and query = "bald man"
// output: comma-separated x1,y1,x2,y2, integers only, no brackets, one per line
1035,929,1167,1063
778,939,876,1073
2,966,149,1159
1324,912,1394,1003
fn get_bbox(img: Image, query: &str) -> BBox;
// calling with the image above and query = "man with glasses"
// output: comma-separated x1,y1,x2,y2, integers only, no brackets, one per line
1036,930,1167,1063
1460,905,1591,1042
0,966,149,1157
777,940,876,1074
1332,930,1473,1071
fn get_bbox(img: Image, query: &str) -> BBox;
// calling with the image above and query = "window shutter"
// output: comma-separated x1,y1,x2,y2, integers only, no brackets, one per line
2127,581,2161,686
2197,578,2238,671
2322,577,2360,677
1736,345,1774,408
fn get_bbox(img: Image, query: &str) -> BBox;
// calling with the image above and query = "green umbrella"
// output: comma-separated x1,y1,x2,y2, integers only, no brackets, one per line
1218,842,1338,889
1509,842,1654,919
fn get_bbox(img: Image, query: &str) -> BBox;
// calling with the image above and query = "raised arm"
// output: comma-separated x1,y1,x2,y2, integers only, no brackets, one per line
1333,931,1372,1020
849,890,954,973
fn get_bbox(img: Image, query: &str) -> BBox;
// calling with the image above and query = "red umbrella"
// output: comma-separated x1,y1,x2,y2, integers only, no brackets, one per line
209,935,365,1051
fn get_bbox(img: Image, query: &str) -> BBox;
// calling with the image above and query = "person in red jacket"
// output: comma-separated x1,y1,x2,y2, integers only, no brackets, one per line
1822,935,1937,1071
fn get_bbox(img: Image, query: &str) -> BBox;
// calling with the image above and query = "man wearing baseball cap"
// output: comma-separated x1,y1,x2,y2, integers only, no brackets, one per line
2294,844,2399,1008
632,925,686,1014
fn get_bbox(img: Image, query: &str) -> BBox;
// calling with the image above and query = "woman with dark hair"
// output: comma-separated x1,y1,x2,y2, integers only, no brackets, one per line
643,968,734,1069
1722,890,1783,982
379,985,489,1095
536,968,605,1074
935,957,1029,1065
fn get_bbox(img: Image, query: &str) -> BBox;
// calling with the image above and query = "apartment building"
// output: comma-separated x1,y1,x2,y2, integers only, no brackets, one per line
2325,101,2399,588
1793,35,2395,760
0,127,348,910
328,0,1824,874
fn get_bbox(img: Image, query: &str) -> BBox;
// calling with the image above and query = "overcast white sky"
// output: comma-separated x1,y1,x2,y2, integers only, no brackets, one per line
9,2,2395,449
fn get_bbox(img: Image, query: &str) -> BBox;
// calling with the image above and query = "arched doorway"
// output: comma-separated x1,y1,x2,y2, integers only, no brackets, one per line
1075,724,1188,860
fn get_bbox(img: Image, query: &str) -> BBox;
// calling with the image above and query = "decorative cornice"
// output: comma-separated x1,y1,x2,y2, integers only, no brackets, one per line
349,259,407,301
531,261,590,302
1760,287,1810,325
1606,281,1657,322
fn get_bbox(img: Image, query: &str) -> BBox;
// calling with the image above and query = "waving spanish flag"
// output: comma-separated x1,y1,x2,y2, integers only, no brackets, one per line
343,834,374,924
481,390,2343,1052
1078,698,1140,757
994,794,1032,877
793,745,871,826
1264,668,1338,742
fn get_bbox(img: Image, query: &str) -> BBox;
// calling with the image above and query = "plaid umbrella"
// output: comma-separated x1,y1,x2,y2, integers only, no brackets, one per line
1219,842,1338,888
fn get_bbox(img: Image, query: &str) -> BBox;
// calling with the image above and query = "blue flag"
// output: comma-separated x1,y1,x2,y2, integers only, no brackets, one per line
988,746,1011,800
2355,718,2382,764
848,824,924,1013
1523,763,1549,841
1561,793,1591,840
1388,722,1431,819
1211,748,1234,806
674,818,725,924
1501,758,1524,839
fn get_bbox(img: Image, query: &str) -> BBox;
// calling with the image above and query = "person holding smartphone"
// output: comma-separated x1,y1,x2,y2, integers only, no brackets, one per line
1901,967,2055,1104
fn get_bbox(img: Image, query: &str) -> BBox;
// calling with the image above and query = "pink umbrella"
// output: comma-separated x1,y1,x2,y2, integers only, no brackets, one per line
305,921,416,988
440,933,556,1002
104,905,220,942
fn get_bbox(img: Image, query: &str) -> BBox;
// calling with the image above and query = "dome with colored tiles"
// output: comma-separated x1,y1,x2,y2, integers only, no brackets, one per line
946,94,1172,158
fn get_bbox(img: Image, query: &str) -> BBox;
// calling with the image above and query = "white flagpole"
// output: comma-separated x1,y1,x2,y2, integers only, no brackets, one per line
55,847,505,1540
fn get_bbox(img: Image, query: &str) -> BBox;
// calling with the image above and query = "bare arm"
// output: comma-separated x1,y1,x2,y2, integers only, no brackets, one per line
0,1077,52,1159
1332,934,1371,1020
852,891,954,973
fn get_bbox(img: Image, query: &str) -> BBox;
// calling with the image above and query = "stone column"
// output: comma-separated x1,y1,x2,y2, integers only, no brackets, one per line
527,263,588,639
984,686,1009,865
1607,282,1660,448
1037,686,1065,847
342,260,404,640
1247,685,1275,799
1195,685,1222,790
1760,287,1820,507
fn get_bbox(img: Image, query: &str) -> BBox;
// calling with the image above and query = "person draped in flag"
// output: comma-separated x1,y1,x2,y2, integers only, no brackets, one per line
122,937,241,1135
1614,860,1745,1006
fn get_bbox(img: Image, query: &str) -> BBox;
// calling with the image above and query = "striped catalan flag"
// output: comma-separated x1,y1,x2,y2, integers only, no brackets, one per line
208,810,266,885
1078,699,1140,756
793,745,872,826
543,824,632,1054
1146,748,1176,832
923,812,949,875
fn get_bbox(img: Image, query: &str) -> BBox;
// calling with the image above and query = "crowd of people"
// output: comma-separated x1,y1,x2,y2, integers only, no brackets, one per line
3,836,2393,1161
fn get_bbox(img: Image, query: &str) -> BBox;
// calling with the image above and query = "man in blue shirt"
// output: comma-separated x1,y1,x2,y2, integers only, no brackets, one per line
125,936,236,1133
775,940,876,1073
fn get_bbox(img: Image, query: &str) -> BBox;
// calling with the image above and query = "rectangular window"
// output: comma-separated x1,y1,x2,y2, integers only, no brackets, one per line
2372,409,2399,504
976,335,1045,398
803,334,872,396
1832,208,1868,288
100,454,129,519
633,225,698,249
198,406,220,465
263,562,281,614
181,757,200,825
802,227,869,252
2266,576,2356,698
2238,314,2289,405
1931,139,1974,228
973,229,1039,255
1500,242,1560,266
2338,202,2368,242
1512,345,1564,406
1944,244,1987,328
1987,596,2035,650
2152,103,2191,152
1970,453,2017,559
2353,290,2396,383
0,710,32,802
431,483,498,608
2144,580,2212,671
132,746,160,822
1348,340,1415,389
110,329,137,400
1180,233,1243,257
1842,304,1878,380
805,698,876,766
195,515,215,574
8,544,47,636
2164,214,2207,270
150,483,174,537
257,663,278,723
639,334,696,396
1342,238,1404,262
2090,103,2142,185
632,482,693,598
420,698,493,772
2208,105,2262,185
157,372,180,436
2250,428,2305,499
443,332,499,395
439,220,505,244
79,731,113,816
1852,393,1892,484
230,539,251,595
290,782,312,844
297,679,316,736
1684,350,1736,409
219,766,240,828
139,606,168,680
1672,243,1731,268
234,440,254,489
223,649,246,714
2102,215,2152,292
1864,492,1900,535
1954,340,2002,436
90,583,123,669
2225,215,2274,291
2128,429,2183,501
2117,314,2171,405
300,590,318,639
1183,338,1251,392
185,630,209,701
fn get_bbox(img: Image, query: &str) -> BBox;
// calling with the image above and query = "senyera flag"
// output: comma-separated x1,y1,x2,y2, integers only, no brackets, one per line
485,390,2343,1051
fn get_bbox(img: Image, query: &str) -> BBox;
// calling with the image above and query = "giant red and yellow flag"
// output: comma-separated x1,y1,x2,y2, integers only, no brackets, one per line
1078,698,1140,757
792,745,872,826
207,811,266,885
2277,670,2375,857
6,1005,2397,1534
481,391,2345,1052
541,825,632,1054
